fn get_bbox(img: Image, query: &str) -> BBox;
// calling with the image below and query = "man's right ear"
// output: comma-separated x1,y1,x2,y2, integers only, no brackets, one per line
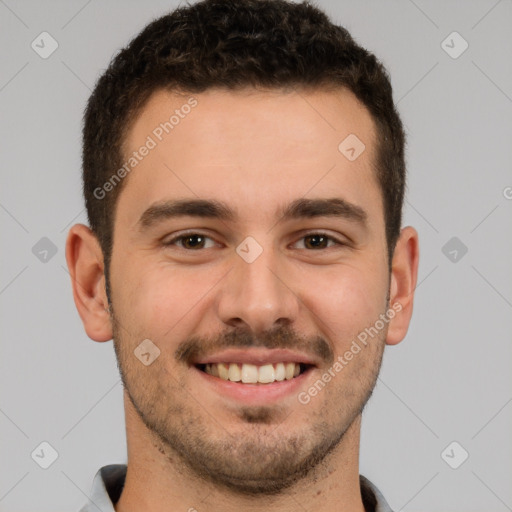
65,224,113,342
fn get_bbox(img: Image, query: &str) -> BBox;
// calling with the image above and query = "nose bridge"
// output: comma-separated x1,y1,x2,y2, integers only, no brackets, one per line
217,238,299,332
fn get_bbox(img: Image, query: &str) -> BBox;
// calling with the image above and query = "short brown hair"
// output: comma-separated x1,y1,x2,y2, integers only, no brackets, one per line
83,0,406,282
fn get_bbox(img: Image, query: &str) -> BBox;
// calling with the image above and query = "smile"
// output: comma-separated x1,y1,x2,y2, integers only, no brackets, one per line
190,348,318,403
198,362,310,384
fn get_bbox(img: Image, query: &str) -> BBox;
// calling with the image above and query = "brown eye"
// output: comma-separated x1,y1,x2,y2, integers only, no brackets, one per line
164,233,216,250
180,234,206,249
304,234,330,249
295,233,342,250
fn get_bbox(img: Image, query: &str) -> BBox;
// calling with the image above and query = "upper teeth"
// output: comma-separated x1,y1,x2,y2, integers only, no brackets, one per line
204,362,301,383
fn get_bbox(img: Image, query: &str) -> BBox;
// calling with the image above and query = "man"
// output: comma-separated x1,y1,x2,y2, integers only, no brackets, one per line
66,0,419,510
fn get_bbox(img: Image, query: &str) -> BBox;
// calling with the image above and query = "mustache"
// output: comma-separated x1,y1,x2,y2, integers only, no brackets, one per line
175,324,334,365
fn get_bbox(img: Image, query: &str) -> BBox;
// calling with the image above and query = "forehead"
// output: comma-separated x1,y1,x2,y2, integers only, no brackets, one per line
118,86,381,227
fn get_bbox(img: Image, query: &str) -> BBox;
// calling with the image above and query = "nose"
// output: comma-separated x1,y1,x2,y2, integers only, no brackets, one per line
216,243,300,334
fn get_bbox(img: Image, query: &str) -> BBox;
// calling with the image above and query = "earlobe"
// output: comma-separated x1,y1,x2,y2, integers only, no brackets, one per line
385,226,420,346
65,224,113,342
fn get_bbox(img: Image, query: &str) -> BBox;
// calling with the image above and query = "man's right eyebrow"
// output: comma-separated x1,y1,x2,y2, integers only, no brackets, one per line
138,199,236,229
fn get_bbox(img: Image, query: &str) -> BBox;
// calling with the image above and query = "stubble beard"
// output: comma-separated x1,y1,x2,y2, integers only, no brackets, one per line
110,310,386,496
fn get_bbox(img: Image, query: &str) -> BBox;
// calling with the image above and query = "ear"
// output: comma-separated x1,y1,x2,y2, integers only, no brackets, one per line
65,224,113,342
386,226,420,346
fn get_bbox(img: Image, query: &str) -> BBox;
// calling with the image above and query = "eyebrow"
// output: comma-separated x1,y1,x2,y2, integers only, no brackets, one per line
137,197,367,229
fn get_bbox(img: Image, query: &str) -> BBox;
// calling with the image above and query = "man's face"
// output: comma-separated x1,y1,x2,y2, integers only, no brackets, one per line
108,87,390,493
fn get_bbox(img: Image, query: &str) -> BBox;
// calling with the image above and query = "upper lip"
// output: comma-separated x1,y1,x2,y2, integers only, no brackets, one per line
192,348,320,367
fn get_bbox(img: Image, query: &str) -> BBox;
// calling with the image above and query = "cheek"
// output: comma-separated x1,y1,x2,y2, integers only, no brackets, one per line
301,264,387,344
114,260,222,338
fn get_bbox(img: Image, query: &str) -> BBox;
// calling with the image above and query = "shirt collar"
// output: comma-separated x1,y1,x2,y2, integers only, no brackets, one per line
79,464,394,512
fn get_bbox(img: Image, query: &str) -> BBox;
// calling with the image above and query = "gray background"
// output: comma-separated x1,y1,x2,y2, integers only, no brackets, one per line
1,0,511,510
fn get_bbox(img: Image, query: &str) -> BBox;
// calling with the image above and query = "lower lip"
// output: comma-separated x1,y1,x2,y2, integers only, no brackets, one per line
192,365,313,405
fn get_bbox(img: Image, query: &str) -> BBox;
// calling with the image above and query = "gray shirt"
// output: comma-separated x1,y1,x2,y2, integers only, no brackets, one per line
79,464,394,512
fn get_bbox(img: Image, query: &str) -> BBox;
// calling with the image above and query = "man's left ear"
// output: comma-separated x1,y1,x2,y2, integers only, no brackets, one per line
386,226,420,346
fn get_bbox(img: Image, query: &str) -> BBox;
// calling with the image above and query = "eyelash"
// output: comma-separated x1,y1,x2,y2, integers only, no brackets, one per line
163,231,346,251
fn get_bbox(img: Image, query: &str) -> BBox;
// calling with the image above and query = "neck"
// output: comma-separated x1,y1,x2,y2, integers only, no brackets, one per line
115,393,366,512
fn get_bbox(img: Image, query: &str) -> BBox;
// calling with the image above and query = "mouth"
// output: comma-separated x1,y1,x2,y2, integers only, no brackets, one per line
190,348,318,405
196,362,312,384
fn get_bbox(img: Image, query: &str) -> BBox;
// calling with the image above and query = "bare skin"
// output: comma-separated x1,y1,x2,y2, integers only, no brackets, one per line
66,87,419,512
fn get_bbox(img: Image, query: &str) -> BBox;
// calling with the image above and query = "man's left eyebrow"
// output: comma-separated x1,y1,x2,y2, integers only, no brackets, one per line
277,197,368,226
